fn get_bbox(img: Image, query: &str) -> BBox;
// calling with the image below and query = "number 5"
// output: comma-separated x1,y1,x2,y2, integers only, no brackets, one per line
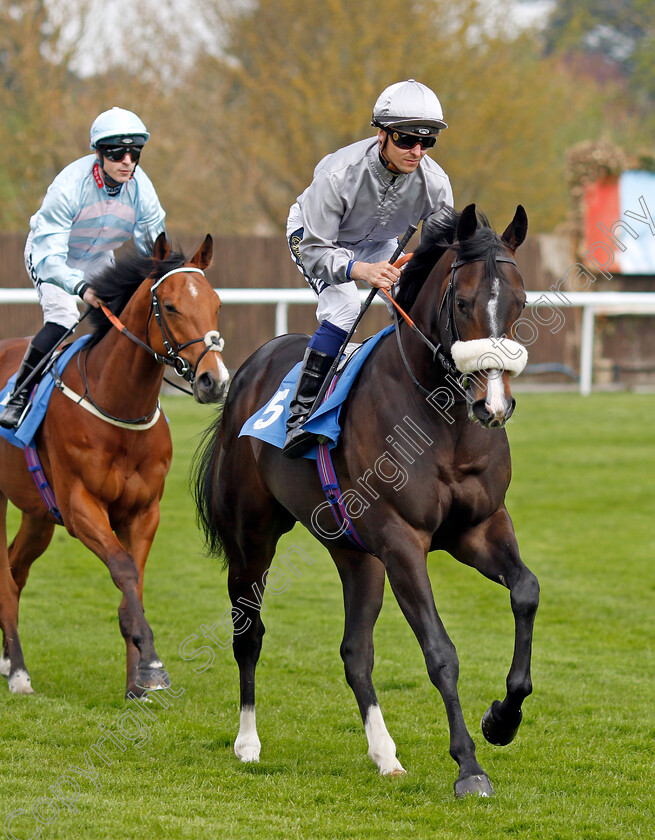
253,388,290,430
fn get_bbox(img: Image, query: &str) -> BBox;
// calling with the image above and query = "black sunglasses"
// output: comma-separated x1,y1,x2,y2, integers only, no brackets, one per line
99,145,142,162
388,129,438,150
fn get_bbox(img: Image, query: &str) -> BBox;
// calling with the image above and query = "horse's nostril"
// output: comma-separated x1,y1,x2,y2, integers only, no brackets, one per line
471,399,490,423
194,371,226,404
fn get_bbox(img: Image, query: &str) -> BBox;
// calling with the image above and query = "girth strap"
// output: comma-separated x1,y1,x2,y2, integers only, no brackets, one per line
25,444,63,524
316,441,374,554
314,376,374,554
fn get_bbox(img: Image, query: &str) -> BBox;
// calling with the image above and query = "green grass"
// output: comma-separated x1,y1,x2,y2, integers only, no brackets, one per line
0,393,653,839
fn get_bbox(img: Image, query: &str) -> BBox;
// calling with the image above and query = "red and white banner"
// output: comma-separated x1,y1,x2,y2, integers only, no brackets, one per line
583,171,655,275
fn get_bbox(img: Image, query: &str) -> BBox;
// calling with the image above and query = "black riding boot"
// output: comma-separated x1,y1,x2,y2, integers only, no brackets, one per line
282,347,334,458
0,343,47,429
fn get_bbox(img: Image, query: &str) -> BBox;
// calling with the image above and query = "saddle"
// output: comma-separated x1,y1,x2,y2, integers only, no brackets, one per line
0,336,92,450
240,325,395,459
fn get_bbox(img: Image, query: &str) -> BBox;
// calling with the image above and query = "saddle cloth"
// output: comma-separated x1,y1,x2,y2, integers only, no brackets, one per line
239,325,394,460
0,335,92,450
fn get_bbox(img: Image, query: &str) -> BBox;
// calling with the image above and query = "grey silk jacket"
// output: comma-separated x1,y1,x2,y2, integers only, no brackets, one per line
286,136,453,286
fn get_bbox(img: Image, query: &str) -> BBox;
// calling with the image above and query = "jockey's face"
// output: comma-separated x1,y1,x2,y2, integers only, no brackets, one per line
377,129,428,175
97,149,138,184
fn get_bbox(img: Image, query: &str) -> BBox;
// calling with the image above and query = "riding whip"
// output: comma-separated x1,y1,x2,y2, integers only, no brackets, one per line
308,222,418,416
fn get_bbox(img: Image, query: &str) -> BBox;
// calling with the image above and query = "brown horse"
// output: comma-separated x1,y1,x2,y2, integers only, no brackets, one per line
0,233,228,697
193,205,540,798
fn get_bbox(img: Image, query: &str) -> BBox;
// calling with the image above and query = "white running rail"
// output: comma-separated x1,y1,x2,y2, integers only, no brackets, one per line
3,288,655,396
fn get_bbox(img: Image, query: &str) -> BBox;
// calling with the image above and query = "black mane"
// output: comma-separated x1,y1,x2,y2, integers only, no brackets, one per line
394,207,504,312
84,245,189,348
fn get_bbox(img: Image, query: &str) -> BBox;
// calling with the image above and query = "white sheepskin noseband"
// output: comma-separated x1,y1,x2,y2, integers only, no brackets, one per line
451,338,528,377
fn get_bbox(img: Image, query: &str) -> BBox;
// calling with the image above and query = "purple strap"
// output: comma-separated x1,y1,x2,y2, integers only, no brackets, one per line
24,444,63,524
315,376,373,554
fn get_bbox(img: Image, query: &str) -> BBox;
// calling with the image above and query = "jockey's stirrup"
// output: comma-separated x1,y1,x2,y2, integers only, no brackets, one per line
0,344,46,430
283,346,334,459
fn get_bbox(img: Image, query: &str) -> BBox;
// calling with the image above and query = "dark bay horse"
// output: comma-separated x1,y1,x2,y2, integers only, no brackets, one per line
193,205,539,797
0,233,228,697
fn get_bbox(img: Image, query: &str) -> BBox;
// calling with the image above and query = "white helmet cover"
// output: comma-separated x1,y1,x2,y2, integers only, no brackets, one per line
89,107,150,149
372,79,448,133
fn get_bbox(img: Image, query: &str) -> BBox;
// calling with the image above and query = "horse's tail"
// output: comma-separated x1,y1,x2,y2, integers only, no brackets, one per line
191,406,228,567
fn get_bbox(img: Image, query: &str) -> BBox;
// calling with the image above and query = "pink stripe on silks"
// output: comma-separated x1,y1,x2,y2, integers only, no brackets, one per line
74,201,137,225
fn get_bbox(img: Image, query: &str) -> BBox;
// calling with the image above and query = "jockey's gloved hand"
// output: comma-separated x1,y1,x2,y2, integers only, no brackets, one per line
77,284,105,309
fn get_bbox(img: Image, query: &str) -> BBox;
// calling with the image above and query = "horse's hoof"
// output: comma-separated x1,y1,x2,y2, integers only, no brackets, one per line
234,738,261,763
135,667,170,691
8,670,34,695
381,764,407,777
481,700,522,746
370,753,407,776
454,773,495,798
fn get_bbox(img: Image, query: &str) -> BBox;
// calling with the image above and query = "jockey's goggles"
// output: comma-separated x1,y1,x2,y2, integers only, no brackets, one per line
99,145,142,162
387,129,439,150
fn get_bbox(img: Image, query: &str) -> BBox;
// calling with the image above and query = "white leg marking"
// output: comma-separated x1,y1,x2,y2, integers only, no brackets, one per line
8,669,34,695
234,706,261,762
364,705,406,775
0,653,10,677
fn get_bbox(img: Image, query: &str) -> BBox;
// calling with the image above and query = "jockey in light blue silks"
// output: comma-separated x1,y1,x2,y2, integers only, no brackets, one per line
284,79,454,457
0,107,166,429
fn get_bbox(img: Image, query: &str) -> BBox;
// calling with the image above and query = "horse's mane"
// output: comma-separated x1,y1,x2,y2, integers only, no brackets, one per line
84,245,189,349
394,207,504,311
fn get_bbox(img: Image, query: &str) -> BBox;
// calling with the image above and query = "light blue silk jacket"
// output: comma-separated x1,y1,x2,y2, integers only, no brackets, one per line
27,155,166,294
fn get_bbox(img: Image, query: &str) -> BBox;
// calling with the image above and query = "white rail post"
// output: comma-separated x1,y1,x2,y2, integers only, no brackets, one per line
275,302,288,336
579,304,595,397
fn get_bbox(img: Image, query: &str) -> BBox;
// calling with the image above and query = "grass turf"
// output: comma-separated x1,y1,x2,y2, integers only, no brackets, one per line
0,393,653,839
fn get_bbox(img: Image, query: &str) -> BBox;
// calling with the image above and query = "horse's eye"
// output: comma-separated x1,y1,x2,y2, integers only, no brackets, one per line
456,298,467,314
163,303,179,315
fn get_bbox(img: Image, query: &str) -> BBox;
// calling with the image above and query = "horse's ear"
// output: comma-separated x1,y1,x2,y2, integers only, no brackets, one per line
191,234,213,270
153,232,170,261
456,204,478,242
501,205,528,251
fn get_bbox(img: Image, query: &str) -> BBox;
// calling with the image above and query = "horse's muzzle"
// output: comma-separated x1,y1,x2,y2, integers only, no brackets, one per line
194,370,229,404
468,369,516,428
471,396,516,428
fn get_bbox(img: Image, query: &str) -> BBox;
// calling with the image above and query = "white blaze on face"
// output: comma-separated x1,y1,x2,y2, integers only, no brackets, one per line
487,276,500,336
485,368,507,419
216,356,230,386
187,278,200,299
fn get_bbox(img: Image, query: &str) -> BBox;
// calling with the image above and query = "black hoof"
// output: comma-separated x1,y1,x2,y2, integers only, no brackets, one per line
454,773,495,798
135,668,171,691
481,700,522,746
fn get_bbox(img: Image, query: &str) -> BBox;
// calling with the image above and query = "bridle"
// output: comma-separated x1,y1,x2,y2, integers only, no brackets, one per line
102,266,224,386
51,265,225,429
393,251,518,398
440,253,517,359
